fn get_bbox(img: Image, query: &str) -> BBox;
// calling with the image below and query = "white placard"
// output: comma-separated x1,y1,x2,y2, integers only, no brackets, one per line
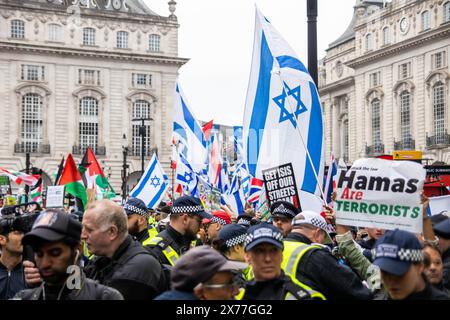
429,195,450,216
46,185,65,208
335,158,426,233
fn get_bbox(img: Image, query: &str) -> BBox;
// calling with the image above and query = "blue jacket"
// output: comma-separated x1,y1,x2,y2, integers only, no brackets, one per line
0,260,25,300
154,289,198,300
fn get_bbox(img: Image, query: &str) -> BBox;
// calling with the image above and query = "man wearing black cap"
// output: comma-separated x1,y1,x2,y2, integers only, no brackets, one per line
270,201,299,237
14,209,123,300
433,218,450,290
123,197,156,244
155,245,247,300
373,229,449,300
237,222,320,300
144,196,213,268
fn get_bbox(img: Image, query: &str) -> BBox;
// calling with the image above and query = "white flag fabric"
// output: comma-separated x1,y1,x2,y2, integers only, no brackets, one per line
175,151,198,193
130,154,169,208
172,81,208,174
243,8,325,209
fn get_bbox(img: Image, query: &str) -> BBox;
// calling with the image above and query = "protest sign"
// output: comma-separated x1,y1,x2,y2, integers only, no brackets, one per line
428,195,450,216
335,158,426,233
262,163,300,209
46,185,65,208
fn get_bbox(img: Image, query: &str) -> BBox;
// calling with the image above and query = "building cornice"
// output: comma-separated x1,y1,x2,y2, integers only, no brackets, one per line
0,41,189,66
319,76,354,95
347,23,450,68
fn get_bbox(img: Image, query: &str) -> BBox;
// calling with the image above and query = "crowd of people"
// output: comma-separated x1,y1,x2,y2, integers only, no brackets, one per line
0,193,449,300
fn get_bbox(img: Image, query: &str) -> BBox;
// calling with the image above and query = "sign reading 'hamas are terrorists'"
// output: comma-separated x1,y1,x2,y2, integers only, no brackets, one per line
335,158,426,233
262,163,300,209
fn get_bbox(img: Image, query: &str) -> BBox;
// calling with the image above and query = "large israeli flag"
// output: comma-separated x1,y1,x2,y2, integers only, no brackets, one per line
130,153,169,209
173,81,208,173
175,151,198,193
243,8,325,208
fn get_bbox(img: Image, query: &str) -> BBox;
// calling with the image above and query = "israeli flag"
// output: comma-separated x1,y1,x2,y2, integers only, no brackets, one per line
175,152,198,193
130,154,169,209
243,8,325,208
173,81,208,173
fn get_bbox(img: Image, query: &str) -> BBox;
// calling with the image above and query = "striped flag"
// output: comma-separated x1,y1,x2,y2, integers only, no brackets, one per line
0,167,38,186
130,153,169,209
323,153,337,205
247,177,264,203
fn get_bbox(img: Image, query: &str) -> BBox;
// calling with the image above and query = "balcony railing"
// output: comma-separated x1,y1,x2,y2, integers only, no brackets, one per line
14,143,50,154
394,139,415,150
426,132,450,149
72,145,106,155
366,143,385,156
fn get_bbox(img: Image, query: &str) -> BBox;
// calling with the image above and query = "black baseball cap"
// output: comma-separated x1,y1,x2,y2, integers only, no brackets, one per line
171,196,213,220
22,209,82,247
270,201,299,219
244,222,284,252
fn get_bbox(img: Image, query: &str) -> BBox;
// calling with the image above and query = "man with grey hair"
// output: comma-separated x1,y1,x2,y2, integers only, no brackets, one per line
82,199,166,300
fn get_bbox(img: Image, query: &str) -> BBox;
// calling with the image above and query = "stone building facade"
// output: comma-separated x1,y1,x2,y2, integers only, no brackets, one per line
0,0,187,194
319,0,450,165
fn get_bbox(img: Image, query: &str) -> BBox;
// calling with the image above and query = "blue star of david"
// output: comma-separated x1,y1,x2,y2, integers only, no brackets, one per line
184,172,193,183
272,82,307,128
150,176,161,188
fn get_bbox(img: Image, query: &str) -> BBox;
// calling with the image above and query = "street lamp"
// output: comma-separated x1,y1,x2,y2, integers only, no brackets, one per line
121,133,129,202
132,116,153,179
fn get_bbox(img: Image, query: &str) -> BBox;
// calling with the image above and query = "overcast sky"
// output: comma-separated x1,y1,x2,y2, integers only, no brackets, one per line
144,0,356,126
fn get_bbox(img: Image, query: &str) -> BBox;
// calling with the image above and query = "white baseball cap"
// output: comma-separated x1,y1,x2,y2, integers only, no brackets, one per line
291,210,333,244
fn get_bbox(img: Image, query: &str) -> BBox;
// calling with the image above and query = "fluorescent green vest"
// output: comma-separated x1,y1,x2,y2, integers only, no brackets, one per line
281,240,327,300
143,236,180,266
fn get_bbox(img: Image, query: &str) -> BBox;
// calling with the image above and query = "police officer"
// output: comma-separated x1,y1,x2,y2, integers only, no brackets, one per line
270,201,299,237
15,209,123,300
373,229,449,300
433,218,450,290
238,223,319,300
283,211,372,300
124,197,157,244
144,196,213,267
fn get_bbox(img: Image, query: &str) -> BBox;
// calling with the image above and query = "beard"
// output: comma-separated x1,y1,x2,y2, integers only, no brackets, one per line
39,252,74,286
128,220,140,236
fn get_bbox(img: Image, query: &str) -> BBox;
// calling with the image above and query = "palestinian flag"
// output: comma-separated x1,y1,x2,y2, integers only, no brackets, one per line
30,173,43,205
79,146,116,200
59,154,87,208
0,167,38,186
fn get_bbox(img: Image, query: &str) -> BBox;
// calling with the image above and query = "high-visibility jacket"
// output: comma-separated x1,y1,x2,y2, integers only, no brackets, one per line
281,240,327,300
235,273,322,300
148,225,159,239
82,242,95,261
143,236,180,266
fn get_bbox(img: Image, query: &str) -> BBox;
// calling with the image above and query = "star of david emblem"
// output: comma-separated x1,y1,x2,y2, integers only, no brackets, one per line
272,82,308,128
150,176,161,188
184,172,193,183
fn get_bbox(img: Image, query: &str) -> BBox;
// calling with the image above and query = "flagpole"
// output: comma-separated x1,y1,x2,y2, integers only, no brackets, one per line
272,69,327,205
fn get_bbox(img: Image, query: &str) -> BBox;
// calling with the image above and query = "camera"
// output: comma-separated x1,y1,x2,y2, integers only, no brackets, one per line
0,202,41,235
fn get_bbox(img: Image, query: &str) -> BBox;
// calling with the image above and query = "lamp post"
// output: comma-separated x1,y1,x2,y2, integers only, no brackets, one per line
307,0,318,86
24,152,31,202
132,117,152,179
121,133,129,202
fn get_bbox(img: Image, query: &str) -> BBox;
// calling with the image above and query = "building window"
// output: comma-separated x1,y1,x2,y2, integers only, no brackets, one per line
79,97,99,153
131,73,152,88
371,99,381,145
11,20,25,39
78,69,101,86
21,65,45,82
83,27,96,46
117,31,129,49
400,91,411,143
398,62,411,79
365,33,372,51
422,11,430,30
445,2,450,23
433,82,446,140
149,34,160,52
432,51,446,69
132,100,151,156
343,120,349,162
48,24,63,42
369,71,381,87
382,27,390,45
21,93,43,153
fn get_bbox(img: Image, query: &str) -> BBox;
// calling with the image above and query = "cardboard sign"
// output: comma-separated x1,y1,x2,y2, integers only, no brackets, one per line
262,163,300,209
46,186,65,208
335,158,426,233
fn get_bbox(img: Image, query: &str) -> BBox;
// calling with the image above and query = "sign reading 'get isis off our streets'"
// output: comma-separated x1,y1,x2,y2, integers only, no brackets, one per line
335,158,426,233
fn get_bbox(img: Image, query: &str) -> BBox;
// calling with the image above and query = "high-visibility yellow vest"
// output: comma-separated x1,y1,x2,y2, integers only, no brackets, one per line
242,266,254,281
143,236,180,266
235,275,322,300
148,216,157,227
148,225,158,239
82,242,95,261
281,240,327,300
